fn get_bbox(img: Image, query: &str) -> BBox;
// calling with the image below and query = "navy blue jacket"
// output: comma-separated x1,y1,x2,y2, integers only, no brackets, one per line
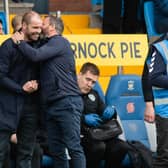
17,35,81,104
0,38,40,131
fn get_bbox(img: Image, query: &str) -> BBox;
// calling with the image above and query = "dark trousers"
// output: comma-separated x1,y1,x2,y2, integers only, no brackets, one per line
81,137,105,168
31,143,43,168
8,141,43,168
81,135,127,168
102,0,140,34
104,139,128,168
3,145,11,168
0,104,38,168
46,96,86,168
0,130,11,168
16,105,38,168
153,115,168,168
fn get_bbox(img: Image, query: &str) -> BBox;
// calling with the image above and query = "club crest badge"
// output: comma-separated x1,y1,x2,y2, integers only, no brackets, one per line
128,80,134,91
88,94,96,102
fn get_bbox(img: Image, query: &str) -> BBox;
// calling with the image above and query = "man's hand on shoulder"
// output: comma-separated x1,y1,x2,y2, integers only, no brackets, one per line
11,31,24,44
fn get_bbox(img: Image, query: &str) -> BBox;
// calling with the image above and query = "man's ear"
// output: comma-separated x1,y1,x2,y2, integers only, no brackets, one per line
21,22,27,31
77,72,82,80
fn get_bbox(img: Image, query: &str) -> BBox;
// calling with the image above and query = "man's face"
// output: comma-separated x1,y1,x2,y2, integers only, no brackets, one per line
42,17,52,37
78,70,99,94
23,16,42,41
0,23,4,35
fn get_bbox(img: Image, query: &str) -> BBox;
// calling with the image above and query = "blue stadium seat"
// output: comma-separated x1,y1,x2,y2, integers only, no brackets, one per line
42,148,71,168
144,1,160,37
91,0,102,5
0,12,7,34
105,74,151,166
91,0,103,17
93,81,105,103
42,155,53,168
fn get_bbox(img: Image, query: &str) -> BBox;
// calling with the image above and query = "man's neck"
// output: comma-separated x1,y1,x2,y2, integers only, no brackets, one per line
47,31,57,38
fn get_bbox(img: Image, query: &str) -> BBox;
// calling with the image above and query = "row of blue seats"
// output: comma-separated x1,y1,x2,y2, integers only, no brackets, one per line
42,74,150,167
42,74,150,168
42,74,157,167
42,74,157,168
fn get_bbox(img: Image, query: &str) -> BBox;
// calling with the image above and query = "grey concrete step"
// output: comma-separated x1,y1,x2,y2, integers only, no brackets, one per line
0,1,34,14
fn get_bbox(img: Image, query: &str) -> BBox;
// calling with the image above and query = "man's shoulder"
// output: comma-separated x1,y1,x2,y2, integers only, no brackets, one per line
52,35,70,43
151,33,168,45
0,38,15,52
1,38,13,46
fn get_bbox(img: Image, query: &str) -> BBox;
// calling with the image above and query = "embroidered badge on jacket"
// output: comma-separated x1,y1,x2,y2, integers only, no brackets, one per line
88,94,96,102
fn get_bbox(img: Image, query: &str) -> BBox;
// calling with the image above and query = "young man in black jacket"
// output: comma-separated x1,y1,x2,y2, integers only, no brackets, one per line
78,62,127,168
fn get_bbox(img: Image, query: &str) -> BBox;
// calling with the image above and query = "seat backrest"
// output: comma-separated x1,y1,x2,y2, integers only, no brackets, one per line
106,74,150,148
93,81,105,103
144,1,160,37
0,12,7,34
42,155,53,168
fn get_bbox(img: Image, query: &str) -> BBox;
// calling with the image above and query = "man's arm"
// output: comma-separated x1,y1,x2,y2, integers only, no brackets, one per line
0,41,38,94
142,61,154,102
150,47,168,88
12,32,65,62
141,46,155,123
142,34,168,101
0,41,25,94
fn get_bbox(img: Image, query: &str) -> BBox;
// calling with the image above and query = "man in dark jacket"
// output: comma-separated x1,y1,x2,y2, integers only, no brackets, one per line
78,62,127,168
12,15,86,168
0,11,42,168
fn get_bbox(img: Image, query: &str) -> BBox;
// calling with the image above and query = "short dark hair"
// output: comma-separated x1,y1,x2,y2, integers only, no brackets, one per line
80,62,100,76
11,14,23,32
46,15,64,35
